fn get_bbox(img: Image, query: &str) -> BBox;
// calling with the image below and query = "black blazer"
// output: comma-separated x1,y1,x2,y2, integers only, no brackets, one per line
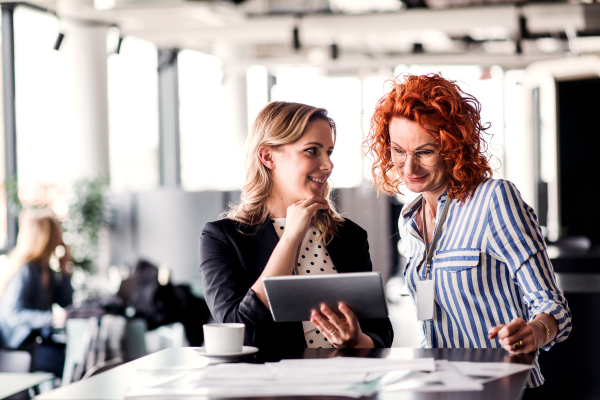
199,217,393,349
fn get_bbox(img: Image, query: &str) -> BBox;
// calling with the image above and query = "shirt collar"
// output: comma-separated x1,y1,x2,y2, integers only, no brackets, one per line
401,190,449,221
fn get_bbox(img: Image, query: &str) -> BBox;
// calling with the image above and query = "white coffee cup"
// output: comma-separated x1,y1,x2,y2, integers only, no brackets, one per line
203,323,245,354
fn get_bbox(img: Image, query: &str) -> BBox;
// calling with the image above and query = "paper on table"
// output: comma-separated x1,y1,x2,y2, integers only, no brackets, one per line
127,384,367,398
450,361,533,383
268,357,436,376
125,364,370,399
380,360,483,393
125,357,437,399
195,363,273,380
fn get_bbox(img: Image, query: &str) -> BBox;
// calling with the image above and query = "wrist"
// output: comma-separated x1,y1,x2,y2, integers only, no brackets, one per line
355,333,374,348
527,320,547,348
280,232,303,247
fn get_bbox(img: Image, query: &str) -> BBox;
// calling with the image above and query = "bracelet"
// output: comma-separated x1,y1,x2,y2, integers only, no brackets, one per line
536,319,550,345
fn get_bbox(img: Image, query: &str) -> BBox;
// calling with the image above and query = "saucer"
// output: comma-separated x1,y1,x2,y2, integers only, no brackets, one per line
193,346,259,362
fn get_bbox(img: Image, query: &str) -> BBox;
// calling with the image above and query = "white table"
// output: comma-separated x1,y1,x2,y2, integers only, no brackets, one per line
34,347,533,400
35,347,207,400
0,372,54,399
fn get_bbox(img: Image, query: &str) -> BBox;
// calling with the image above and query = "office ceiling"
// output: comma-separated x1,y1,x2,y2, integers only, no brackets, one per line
11,0,600,70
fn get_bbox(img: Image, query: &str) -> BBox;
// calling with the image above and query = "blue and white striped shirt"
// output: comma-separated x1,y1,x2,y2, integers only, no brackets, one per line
400,179,572,388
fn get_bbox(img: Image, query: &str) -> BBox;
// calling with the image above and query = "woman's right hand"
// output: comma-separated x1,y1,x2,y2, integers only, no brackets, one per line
251,196,329,308
282,196,329,244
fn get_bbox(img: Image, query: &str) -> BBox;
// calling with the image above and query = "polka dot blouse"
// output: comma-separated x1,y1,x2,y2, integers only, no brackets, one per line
272,218,337,348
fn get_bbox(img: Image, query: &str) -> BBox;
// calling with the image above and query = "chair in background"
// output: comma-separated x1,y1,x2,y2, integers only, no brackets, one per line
0,349,31,373
145,322,187,354
80,314,125,380
62,315,132,385
62,318,98,386
123,319,148,362
0,350,34,400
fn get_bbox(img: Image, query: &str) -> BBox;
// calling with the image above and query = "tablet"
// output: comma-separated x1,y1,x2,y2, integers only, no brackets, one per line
262,272,388,322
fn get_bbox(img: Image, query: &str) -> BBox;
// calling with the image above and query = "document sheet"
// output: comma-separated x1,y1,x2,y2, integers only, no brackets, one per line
125,356,531,398
125,357,435,398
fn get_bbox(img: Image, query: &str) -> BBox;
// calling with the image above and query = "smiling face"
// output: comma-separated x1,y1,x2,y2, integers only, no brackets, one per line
268,118,334,212
389,117,448,197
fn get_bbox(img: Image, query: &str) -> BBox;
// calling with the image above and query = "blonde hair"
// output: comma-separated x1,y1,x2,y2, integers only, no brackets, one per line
0,208,63,301
224,101,344,244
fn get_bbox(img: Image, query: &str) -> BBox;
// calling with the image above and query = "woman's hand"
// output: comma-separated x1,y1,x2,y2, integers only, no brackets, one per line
250,196,328,308
488,318,544,354
52,306,67,328
282,196,329,245
310,303,374,348
58,244,73,276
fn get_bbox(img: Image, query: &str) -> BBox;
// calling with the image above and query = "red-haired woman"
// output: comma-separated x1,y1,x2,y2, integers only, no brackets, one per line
366,73,571,394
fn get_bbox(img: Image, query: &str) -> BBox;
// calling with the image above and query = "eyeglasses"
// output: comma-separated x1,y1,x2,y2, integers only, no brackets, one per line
387,147,440,167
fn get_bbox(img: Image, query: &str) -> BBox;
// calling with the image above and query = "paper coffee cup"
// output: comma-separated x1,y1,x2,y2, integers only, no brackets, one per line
203,323,245,354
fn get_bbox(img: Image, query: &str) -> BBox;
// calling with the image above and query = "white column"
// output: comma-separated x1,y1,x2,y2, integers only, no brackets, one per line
212,42,250,189
214,42,251,140
56,0,110,275
57,0,110,182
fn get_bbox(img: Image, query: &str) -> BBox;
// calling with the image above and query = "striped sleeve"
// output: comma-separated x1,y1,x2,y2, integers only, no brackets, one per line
516,251,572,349
485,180,546,275
485,180,572,349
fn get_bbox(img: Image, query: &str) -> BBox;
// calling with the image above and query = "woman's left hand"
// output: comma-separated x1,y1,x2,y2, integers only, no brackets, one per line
488,318,543,354
310,303,374,348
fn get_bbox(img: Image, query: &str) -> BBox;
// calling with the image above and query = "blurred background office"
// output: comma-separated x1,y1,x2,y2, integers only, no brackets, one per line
0,0,598,398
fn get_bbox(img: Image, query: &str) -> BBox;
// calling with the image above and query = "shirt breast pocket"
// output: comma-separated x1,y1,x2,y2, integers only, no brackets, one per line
434,248,481,272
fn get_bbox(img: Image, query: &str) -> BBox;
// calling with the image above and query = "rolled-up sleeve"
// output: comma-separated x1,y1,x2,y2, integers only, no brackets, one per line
516,251,572,349
200,222,272,327
486,180,572,349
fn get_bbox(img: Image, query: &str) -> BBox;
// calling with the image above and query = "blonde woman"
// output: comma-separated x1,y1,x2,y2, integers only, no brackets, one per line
200,102,393,349
0,208,73,376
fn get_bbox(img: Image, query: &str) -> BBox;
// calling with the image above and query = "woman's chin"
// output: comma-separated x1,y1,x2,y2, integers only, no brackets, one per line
404,182,423,194
310,189,324,198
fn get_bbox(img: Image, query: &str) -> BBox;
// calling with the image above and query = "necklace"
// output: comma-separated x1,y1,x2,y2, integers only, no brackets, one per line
424,200,437,224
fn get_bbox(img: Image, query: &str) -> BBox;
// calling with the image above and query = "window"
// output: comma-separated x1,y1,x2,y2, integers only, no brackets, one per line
271,67,363,188
362,74,394,182
14,7,69,189
178,49,245,191
12,6,70,228
107,36,159,193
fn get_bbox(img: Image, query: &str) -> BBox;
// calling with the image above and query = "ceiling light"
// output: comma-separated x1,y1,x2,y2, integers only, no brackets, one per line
536,38,561,53
53,32,65,51
293,26,301,51
94,0,116,10
115,36,124,54
330,43,339,60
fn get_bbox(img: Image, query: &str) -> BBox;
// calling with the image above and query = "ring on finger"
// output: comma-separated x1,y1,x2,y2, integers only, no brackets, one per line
329,329,337,335
513,340,523,350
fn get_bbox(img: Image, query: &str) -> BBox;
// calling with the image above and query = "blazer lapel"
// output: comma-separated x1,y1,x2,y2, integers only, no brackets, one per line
246,219,279,273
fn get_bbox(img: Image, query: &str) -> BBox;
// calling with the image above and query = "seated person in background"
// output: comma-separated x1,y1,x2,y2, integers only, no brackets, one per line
0,208,73,377
200,101,393,349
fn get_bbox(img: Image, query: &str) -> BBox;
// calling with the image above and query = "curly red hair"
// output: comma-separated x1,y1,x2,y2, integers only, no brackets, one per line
366,73,493,203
